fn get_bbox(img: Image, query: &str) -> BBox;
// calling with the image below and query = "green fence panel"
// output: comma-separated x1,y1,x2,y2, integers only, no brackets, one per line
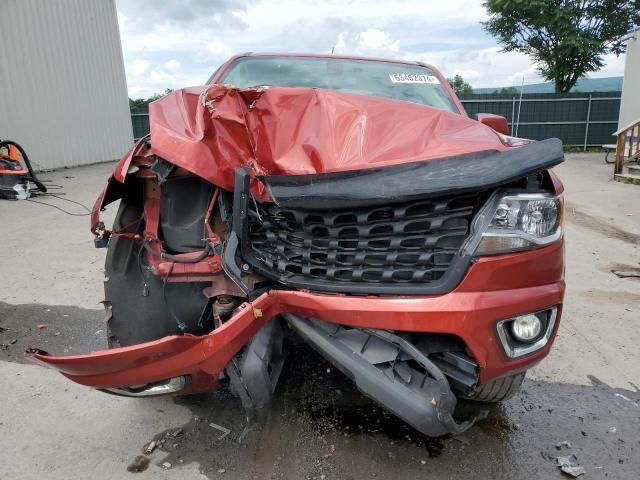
459,92,621,147
129,92,622,148
130,109,150,141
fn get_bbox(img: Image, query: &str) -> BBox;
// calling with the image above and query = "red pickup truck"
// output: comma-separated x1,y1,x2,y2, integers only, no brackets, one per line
29,53,565,436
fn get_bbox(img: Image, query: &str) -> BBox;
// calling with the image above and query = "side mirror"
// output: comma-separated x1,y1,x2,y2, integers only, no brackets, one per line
476,113,509,135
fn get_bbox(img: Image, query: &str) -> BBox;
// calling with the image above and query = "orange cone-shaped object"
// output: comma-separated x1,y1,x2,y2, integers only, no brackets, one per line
7,144,20,161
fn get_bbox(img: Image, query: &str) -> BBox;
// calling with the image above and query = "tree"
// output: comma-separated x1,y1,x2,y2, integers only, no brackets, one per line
483,0,640,93
446,75,474,96
129,88,174,111
497,86,520,95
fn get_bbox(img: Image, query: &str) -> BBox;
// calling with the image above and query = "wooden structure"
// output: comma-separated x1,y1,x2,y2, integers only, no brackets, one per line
613,117,640,183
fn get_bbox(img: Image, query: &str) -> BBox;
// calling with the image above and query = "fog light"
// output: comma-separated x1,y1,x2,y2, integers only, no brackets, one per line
496,307,558,358
510,314,542,342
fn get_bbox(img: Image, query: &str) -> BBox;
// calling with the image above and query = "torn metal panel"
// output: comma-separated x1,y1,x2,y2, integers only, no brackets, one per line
148,85,514,197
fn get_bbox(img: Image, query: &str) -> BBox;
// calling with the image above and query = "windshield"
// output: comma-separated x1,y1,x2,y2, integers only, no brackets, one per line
218,56,459,113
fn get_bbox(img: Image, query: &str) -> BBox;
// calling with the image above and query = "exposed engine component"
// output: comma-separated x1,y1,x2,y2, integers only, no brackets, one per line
213,295,239,325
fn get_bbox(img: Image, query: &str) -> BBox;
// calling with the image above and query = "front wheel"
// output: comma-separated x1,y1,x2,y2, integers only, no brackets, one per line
462,371,526,403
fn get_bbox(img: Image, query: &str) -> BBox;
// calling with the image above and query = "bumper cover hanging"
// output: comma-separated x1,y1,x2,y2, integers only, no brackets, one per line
284,314,485,436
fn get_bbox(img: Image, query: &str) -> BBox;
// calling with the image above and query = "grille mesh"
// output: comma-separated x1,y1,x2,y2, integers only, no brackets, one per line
247,194,482,289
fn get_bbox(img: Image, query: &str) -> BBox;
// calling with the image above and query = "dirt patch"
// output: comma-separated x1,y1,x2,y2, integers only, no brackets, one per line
603,262,640,283
565,201,640,246
605,262,640,272
578,289,640,304
126,456,150,473
0,302,105,363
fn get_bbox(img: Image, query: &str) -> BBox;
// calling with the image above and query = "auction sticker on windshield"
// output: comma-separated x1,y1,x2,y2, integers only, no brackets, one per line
389,73,440,84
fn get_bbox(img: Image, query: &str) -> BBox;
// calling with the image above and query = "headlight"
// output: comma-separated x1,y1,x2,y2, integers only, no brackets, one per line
475,193,562,255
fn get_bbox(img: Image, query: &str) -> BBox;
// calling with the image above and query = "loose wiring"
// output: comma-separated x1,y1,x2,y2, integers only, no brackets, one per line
24,192,91,216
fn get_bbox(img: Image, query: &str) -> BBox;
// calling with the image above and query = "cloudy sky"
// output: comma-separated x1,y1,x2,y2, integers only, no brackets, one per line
115,0,627,98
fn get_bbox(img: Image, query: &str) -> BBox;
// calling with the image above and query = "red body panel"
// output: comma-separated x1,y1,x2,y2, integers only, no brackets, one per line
30,53,565,397
476,113,510,135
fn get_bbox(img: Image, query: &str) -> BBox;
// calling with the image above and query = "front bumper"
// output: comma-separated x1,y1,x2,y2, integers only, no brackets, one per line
27,240,564,392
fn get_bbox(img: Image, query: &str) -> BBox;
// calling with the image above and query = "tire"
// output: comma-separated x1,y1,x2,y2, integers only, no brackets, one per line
105,197,211,348
462,371,525,403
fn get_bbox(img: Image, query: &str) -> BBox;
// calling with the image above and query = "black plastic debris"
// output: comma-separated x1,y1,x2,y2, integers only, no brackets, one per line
612,270,640,278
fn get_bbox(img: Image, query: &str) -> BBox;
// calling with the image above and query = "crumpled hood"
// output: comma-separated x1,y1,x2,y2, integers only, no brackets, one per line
149,85,509,193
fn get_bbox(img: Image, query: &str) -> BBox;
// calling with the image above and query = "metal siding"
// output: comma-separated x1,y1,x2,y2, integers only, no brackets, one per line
619,34,640,129
0,0,133,170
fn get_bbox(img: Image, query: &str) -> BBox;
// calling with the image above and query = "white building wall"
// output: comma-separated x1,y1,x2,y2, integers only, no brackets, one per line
0,0,133,170
619,32,640,129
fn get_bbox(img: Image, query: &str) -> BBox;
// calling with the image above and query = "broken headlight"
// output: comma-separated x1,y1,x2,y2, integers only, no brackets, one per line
475,193,563,255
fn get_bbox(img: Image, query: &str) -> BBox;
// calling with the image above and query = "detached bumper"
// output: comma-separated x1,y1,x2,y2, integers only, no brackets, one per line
284,314,483,436
27,241,564,393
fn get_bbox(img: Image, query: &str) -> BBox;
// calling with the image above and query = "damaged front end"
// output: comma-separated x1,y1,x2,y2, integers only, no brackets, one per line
28,79,565,437
285,315,480,436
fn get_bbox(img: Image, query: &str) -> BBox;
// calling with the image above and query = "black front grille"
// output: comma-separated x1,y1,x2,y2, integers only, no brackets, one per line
245,193,484,294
